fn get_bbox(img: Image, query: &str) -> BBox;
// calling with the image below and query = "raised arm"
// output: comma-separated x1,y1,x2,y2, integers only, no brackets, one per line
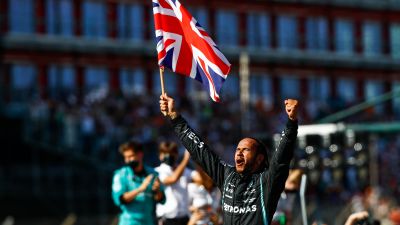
285,169,303,191
159,94,228,188
344,211,369,225
263,99,299,224
272,99,299,165
161,151,191,185
160,93,178,119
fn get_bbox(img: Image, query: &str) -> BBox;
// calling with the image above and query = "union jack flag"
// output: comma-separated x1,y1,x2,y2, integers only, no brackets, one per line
153,0,231,102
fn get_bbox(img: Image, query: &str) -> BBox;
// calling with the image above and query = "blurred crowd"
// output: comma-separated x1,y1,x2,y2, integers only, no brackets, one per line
6,88,399,224
347,187,400,225
23,89,399,162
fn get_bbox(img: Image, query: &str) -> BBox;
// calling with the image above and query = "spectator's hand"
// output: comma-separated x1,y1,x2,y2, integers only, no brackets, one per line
285,99,298,121
138,174,154,192
152,177,165,202
209,212,219,225
285,169,303,191
344,211,369,225
160,93,178,119
152,177,161,192
183,150,190,161
187,209,206,225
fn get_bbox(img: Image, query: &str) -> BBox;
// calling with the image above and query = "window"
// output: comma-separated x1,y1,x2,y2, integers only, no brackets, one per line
83,1,107,39
277,16,298,50
259,76,273,98
309,77,330,100
153,71,177,95
148,8,156,41
49,66,75,89
250,75,261,99
84,67,109,92
392,82,400,115
9,0,34,33
250,74,273,106
247,12,270,48
48,65,75,98
117,4,144,41
132,69,146,94
390,23,400,59
306,17,328,51
46,0,74,36
11,65,37,89
363,21,382,56
250,74,272,98
216,10,238,46
11,64,37,101
120,69,133,89
335,19,354,54
249,75,260,99
337,78,356,103
190,8,209,31
280,76,300,99
365,80,384,113
307,77,330,119
120,68,146,95
185,75,203,97
221,74,239,98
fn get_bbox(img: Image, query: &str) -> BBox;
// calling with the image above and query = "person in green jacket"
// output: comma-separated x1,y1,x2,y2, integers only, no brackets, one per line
112,141,165,225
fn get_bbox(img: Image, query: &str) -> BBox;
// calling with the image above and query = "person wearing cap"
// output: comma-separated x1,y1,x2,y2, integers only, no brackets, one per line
159,94,299,225
155,141,192,225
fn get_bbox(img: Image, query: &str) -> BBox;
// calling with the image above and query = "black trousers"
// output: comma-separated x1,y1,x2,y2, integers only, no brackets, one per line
160,216,189,225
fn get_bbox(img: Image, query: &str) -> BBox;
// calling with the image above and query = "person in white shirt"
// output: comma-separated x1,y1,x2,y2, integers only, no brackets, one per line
156,141,192,225
188,166,222,225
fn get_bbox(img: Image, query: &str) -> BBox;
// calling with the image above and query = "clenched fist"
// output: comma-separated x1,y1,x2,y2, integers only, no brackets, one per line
159,93,178,119
285,99,298,121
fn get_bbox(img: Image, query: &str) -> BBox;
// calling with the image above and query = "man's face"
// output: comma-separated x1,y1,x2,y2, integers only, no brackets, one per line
123,149,143,164
235,138,259,174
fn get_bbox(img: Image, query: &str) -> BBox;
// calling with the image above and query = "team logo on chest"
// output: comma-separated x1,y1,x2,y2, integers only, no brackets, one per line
222,179,258,214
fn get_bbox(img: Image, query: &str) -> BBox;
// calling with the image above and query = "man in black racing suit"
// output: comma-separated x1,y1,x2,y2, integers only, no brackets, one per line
160,94,299,225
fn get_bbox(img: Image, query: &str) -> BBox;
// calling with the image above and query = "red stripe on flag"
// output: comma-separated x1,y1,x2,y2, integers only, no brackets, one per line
164,39,175,48
158,0,174,10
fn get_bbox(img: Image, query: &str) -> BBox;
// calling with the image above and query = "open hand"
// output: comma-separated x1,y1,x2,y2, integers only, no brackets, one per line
139,174,154,192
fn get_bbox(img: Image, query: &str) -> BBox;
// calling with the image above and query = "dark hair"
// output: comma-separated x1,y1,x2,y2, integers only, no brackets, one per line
248,137,269,169
158,141,178,154
119,141,143,155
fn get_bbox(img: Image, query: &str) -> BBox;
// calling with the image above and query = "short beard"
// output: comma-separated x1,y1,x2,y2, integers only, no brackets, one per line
242,155,258,175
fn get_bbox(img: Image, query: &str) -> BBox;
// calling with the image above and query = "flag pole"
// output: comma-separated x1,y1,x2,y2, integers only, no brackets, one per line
159,66,167,116
159,66,166,95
